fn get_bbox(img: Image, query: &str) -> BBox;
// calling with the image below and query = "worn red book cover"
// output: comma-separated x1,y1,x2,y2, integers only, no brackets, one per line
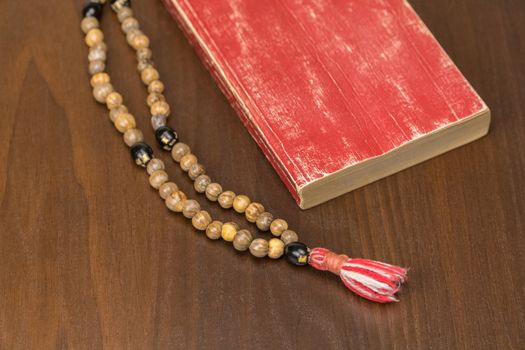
162,0,490,209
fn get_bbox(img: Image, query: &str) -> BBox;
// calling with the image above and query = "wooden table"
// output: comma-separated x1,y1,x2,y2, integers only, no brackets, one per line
0,1,523,349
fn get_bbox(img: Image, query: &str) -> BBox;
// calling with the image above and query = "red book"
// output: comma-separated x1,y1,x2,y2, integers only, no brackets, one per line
162,0,490,209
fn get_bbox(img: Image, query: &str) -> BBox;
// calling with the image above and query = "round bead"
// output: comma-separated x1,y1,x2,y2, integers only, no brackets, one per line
146,158,165,175
159,182,178,200
126,29,142,46
123,128,143,147
280,230,299,245
141,67,159,85
182,199,201,219
194,175,211,193
114,113,136,133
256,212,273,231
270,218,288,237
221,222,238,242
180,154,197,172
130,142,153,167
121,17,139,33
148,80,164,94
149,170,168,189
165,191,187,212
218,191,235,209
117,6,133,22
90,72,110,87
171,143,190,162
88,47,106,62
284,242,309,266
206,221,223,240
151,115,167,130
81,16,99,34
146,93,164,107
82,2,102,20
150,101,170,117
105,91,123,109
85,28,104,47
188,163,205,180
137,59,153,72
93,83,113,103
249,238,269,258
111,0,131,12
132,34,150,50
245,202,264,223
155,126,178,151
268,238,285,259
233,229,253,251
205,183,222,201
192,210,212,231
233,195,251,213
89,60,105,75
110,105,128,122
136,47,152,61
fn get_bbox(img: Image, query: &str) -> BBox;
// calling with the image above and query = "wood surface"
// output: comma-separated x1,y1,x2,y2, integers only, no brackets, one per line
0,0,523,349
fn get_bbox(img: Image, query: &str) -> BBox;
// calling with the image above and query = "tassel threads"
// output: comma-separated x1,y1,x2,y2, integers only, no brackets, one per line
308,247,408,303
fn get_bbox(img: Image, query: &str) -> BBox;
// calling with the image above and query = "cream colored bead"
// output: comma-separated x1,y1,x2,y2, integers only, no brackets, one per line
150,101,170,117
218,191,235,209
159,182,178,200
131,34,150,50
206,221,223,240
105,91,123,109
182,199,201,219
90,72,110,87
147,93,165,107
194,175,211,193
270,218,288,237
114,113,136,133
165,191,187,212
233,229,253,251
137,60,153,72
188,163,205,180
110,105,128,122
146,158,165,175
180,154,197,172
81,16,99,34
136,47,152,61
149,170,168,189
117,7,133,22
268,238,285,259
249,238,269,258
245,202,264,223
280,230,299,245
126,29,142,46
85,28,104,47
256,212,273,231
89,60,105,75
205,183,222,201
123,128,143,147
148,80,164,94
93,83,113,103
221,222,239,242
233,195,251,213
192,210,212,231
121,17,139,33
171,143,191,162
141,67,159,85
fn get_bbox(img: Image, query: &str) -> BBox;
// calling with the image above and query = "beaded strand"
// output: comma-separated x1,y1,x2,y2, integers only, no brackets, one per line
81,0,408,303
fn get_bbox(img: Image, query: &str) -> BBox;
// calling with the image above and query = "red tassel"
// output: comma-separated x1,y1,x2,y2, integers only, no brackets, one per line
308,248,408,303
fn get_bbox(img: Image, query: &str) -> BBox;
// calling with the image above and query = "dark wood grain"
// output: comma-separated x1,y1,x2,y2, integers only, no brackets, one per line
0,1,523,349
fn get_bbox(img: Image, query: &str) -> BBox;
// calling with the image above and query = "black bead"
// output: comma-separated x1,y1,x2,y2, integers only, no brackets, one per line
284,242,309,266
155,126,178,151
82,2,103,20
110,0,131,11
130,142,153,167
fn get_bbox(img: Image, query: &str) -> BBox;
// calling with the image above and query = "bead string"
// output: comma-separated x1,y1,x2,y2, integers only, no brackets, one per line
80,0,408,303
81,0,309,264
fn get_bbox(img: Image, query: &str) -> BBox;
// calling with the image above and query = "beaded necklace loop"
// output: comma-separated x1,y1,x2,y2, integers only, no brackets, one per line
81,0,408,303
